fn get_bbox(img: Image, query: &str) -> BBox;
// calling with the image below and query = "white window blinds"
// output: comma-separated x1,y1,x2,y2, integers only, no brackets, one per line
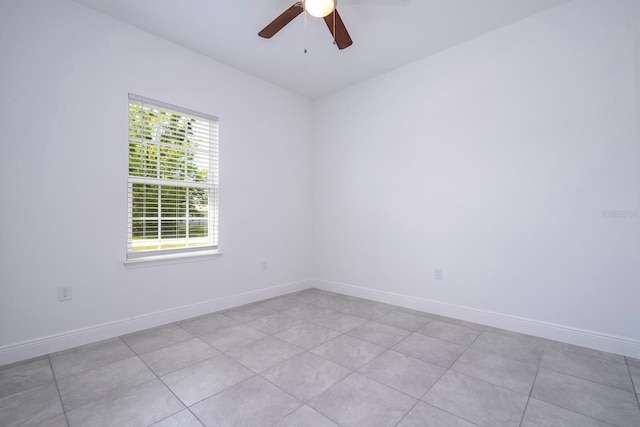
127,94,219,260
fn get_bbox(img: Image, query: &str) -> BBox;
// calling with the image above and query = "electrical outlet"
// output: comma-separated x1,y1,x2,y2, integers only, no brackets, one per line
58,286,72,301
434,269,443,280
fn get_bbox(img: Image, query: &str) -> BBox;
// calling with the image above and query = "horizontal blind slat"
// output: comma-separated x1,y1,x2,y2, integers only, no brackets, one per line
127,177,214,189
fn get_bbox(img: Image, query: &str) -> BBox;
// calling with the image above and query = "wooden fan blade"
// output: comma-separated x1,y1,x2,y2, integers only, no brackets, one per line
258,3,304,39
323,9,353,50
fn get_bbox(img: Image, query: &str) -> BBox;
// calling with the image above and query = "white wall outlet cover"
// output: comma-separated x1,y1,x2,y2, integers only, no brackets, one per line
58,286,72,301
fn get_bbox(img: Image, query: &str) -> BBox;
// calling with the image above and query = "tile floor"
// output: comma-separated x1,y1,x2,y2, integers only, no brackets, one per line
1,288,639,427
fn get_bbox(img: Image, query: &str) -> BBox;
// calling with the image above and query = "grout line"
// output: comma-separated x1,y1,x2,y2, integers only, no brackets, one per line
249,293,357,426
540,364,638,394
517,339,547,427
625,357,640,409
391,354,452,427
416,326,488,427
174,294,328,424
118,333,215,426
247,302,350,423
191,323,307,425
307,298,484,426
121,322,197,358
131,337,211,425
47,355,71,427
530,354,633,426
391,400,420,426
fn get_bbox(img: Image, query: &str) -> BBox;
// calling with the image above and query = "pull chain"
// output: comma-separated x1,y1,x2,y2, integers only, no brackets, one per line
304,9,308,53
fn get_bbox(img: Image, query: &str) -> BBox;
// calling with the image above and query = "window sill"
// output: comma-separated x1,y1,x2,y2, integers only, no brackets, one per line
124,249,222,267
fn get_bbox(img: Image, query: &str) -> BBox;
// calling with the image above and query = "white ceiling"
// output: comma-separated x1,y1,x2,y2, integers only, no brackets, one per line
72,0,570,99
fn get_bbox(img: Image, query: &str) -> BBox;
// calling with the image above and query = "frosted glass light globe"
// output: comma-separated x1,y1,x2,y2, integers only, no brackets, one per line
303,0,336,18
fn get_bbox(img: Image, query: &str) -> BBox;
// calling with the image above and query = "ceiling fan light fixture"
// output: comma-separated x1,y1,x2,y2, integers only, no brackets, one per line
303,0,336,18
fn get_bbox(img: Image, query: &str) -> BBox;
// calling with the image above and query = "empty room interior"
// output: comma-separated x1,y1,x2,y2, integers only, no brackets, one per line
1,0,639,426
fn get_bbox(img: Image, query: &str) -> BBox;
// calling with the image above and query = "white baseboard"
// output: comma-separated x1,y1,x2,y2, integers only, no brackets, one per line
0,279,312,366
311,279,640,359
3,278,638,366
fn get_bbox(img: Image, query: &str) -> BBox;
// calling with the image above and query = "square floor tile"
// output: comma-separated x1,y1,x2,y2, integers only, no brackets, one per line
629,364,640,395
150,409,203,427
276,322,340,350
0,358,54,399
0,356,49,372
424,370,528,427
139,338,219,376
50,337,134,379
199,324,267,352
296,290,339,309
358,350,446,398
263,352,350,401
272,405,338,427
347,321,411,348
177,313,238,336
547,340,626,364
435,316,486,331
397,401,477,427
309,373,416,427
311,335,385,370
284,304,338,324
296,304,350,327
451,348,538,395
303,296,350,313
161,354,253,406
485,327,547,343
470,330,546,366
121,324,194,354
393,333,467,368
258,295,306,312
0,383,64,427
225,337,303,373
393,306,437,320
626,357,640,368
310,310,367,333
541,344,633,391
57,356,155,411
247,312,304,335
521,398,613,427
532,368,640,427
222,304,275,323
31,414,68,427
66,379,184,427
191,376,300,427
320,295,356,312
337,300,395,320
375,310,433,332
418,320,482,346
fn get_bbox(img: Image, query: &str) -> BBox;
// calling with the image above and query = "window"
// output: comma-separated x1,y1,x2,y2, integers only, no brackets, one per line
127,94,219,262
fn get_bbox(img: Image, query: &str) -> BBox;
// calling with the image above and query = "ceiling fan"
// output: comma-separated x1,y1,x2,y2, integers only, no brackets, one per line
259,0,353,50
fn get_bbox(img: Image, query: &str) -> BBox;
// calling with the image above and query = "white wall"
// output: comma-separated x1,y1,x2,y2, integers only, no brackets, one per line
0,0,314,357
637,0,640,196
313,0,640,349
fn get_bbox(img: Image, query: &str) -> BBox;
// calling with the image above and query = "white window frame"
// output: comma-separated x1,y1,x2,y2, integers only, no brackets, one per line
126,94,219,263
